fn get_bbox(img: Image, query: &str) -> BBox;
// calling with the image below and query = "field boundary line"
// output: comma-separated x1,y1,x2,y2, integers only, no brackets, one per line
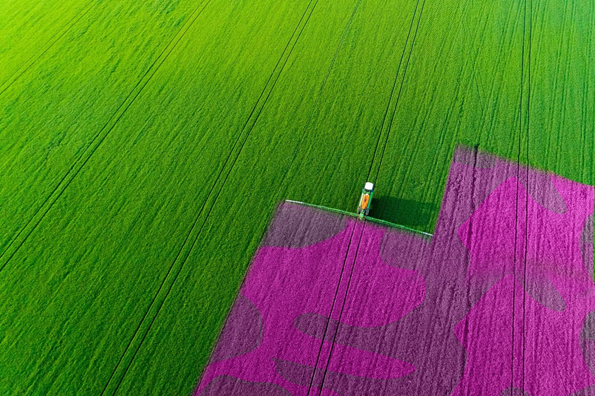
366,0,426,183
99,0,323,393
0,0,97,97
0,0,214,272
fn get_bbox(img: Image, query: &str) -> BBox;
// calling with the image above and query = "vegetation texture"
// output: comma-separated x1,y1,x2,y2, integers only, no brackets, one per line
0,0,592,394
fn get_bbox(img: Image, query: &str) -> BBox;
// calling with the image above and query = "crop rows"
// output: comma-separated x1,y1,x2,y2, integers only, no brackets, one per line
0,0,204,259
0,0,593,394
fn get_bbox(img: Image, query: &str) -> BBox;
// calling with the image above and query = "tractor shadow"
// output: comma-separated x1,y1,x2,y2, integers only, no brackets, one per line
371,197,437,229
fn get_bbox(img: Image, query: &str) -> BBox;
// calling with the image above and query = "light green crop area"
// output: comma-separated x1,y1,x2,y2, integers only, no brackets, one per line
375,0,526,228
0,0,592,394
528,0,595,182
0,0,92,87
0,0,198,257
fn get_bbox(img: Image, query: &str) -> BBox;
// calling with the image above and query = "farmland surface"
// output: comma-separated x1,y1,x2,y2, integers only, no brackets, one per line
0,0,593,394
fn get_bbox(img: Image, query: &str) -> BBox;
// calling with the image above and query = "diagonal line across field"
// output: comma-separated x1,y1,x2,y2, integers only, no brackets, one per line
271,0,364,196
314,221,366,396
99,0,324,393
0,0,214,273
194,1,377,391
367,0,426,184
512,0,532,387
305,220,361,396
520,0,533,389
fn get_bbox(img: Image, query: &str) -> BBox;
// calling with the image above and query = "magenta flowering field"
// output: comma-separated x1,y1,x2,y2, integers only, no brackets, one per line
198,147,595,395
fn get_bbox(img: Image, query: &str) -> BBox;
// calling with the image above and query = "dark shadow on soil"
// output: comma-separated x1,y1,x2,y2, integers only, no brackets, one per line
371,197,437,229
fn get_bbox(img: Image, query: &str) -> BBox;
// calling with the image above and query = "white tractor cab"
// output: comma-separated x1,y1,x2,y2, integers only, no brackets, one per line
357,182,374,219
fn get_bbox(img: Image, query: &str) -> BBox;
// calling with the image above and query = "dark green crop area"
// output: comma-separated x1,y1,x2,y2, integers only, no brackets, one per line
0,0,592,394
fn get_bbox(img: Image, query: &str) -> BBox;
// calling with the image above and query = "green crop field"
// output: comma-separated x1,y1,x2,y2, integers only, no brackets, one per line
0,0,592,394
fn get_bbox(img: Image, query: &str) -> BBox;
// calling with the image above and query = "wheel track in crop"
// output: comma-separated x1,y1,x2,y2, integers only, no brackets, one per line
269,0,363,211
305,219,361,395
0,0,214,273
392,1,520,231
99,0,325,393
184,0,428,391
366,0,427,184
191,0,367,391
0,0,98,97
510,0,532,390
287,0,423,390
516,0,532,391
309,221,366,396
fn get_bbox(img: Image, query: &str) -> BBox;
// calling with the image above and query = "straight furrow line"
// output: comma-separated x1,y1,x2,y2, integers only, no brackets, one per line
521,0,533,390
239,0,321,135
0,0,214,272
0,0,97,97
195,2,365,390
100,1,322,393
316,222,366,395
366,0,426,183
274,0,363,197
513,0,532,389
510,12,522,396
306,221,361,396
